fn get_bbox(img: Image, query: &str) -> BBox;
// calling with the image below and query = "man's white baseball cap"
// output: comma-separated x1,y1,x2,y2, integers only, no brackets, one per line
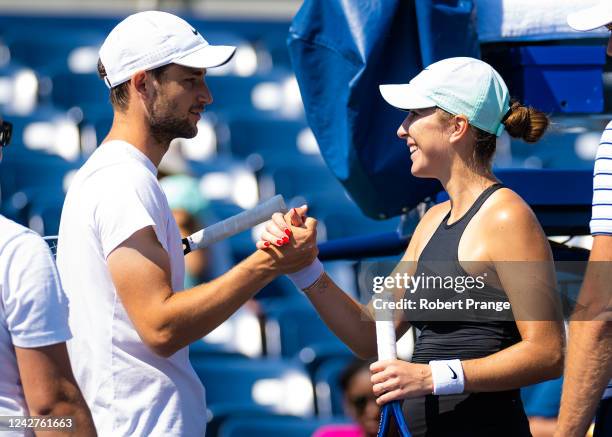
99,11,236,88
567,1,612,31
379,57,510,137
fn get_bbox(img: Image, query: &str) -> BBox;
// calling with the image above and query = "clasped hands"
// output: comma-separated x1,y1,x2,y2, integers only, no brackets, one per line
257,206,433,405
256,205,318,274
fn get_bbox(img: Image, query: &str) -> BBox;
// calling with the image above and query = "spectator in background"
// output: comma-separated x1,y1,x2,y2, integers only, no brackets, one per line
555,4,612,437
160,174,262,356
340,360,381,437
159,174,213,287
0,116,96,436
314,359,380,437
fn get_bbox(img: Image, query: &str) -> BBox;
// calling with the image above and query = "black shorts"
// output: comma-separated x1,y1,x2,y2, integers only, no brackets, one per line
396,390,532,437
594,397,612,437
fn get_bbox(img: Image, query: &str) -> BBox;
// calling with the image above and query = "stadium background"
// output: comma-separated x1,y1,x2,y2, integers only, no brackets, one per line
0,0,609,436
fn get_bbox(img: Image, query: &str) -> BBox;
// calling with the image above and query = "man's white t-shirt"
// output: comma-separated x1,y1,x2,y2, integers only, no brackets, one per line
56,141,206,436
0,215,71,437
590,120,612,400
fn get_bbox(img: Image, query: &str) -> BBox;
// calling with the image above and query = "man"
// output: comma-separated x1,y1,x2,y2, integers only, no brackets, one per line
55,11,318,436
0,116,96,436
555,3,612,436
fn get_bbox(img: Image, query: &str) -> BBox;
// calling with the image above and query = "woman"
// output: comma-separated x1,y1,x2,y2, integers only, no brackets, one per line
313,359,380,437
259,57,564,436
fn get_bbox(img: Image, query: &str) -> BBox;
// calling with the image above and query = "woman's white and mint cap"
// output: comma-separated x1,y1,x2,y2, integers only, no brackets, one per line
379,57,510,137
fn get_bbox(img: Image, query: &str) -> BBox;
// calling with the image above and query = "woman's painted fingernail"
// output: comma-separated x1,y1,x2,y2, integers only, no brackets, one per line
282,236,289,244
277,240,283,246
285,229,292,237
264,241,270,247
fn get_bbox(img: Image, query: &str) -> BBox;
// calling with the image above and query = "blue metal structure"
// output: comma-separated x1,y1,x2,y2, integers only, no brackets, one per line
288,0,599,237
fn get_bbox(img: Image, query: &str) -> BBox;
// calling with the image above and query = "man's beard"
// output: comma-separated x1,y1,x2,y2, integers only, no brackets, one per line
146,92,197,145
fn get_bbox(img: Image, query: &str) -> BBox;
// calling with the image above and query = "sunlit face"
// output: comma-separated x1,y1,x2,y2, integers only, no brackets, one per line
396,107,453,178
344,369,380,437
145,64,213,145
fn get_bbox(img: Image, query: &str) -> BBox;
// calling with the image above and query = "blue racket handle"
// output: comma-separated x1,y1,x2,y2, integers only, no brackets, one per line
377,400,412,437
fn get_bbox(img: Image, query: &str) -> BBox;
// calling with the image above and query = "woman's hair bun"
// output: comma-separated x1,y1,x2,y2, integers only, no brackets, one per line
503,100,549,143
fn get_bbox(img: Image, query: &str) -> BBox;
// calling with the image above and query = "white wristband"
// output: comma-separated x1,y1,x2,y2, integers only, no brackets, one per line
288,258,324,290
428,359,465,395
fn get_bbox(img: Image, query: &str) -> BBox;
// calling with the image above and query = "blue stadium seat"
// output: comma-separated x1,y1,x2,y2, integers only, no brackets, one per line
206,71,288,114
6,30,104,72
264,38,294,69
514,135,595,170
191,357,315,417
280,191,401,241
26,190,65,235
3,108,80,152
321,205,401,240
50,72,110,118
314,357,355,417
255,276,296,301
199,199,258,262
263,163,346,200
0,148,81,201
297,341,354,378
0,62,40,115
262,297,343,358
189,339,248,361
1,186,63,230
178,158,263,262
226,115,320,162
206,404,278,437
206,75,267,112
218,416,344,437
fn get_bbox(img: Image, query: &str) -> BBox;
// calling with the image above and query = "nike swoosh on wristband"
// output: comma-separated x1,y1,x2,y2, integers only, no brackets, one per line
448,365,457,379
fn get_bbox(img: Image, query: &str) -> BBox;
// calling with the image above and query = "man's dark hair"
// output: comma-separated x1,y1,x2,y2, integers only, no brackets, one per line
97,59,171,111
339,359,372,393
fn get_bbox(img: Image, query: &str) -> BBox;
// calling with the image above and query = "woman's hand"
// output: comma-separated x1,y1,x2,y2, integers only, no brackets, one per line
256,205,308,249
370,359,433,405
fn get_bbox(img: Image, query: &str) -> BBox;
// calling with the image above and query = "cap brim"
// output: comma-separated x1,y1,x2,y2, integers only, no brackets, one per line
379,84,436,111
174,44,237,69
567,3,612,31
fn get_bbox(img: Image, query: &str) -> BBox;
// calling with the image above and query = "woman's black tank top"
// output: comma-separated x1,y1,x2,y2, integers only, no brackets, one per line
408,183,521,364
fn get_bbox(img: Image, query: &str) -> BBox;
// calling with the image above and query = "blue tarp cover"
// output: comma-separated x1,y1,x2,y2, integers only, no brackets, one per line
288,0,480,218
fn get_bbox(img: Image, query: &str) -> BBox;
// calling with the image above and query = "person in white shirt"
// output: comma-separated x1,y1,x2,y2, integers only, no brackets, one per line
556,4,612,437
55,11,318,437
0,116,95,437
